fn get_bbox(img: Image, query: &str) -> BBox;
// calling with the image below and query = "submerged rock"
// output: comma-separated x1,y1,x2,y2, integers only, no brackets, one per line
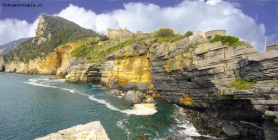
35,121,109,140
222,123,240,137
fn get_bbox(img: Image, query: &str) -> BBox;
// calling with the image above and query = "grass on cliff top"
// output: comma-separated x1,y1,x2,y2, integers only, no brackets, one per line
226,78,256,90
70,38,99,58
88,36,140,63
210,35,253,48
155,29,193,43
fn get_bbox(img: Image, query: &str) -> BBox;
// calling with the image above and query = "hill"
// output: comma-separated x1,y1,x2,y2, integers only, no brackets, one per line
0,38,29,55
3,14,103,63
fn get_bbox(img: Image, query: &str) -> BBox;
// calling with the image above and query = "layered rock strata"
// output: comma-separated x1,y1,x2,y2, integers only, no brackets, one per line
99,33,278,139
65,63,102,83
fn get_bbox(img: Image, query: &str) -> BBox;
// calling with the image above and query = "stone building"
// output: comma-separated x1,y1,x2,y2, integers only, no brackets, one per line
266,44,278,51
205,30,226,41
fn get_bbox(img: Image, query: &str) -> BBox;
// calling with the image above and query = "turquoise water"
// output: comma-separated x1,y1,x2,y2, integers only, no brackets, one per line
0,73,201,140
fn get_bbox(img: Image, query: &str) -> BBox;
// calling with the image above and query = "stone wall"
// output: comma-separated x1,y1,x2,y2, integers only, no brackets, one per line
266,44,278,51
107,27,134,39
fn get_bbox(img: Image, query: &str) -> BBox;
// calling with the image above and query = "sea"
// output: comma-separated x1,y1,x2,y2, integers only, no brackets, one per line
0,72,212,140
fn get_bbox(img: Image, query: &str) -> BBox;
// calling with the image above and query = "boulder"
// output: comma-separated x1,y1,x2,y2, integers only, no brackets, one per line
123,90,146,105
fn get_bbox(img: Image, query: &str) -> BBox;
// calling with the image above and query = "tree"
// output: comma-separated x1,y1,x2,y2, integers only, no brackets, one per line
184,30,193,37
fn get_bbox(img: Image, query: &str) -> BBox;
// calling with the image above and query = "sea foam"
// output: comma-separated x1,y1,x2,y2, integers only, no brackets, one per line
25,77,157,116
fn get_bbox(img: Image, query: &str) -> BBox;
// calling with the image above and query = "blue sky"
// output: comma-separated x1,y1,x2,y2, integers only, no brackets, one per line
0,0,277,51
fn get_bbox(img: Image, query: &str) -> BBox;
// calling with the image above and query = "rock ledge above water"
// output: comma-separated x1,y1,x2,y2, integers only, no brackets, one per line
35,121,110,140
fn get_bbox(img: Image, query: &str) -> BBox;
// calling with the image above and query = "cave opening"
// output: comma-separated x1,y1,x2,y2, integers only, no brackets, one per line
1,65,5,72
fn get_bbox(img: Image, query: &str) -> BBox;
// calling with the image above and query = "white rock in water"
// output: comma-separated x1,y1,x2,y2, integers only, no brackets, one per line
35,121,110,140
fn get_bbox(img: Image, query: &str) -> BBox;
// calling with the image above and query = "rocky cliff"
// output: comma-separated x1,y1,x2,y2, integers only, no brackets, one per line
96,32,278,139
0,56,5,72
5,42,78,74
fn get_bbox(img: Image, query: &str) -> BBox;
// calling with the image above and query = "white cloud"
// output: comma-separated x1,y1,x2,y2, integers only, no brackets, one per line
0,18,36,45
0,0,277,52
206,0,222,5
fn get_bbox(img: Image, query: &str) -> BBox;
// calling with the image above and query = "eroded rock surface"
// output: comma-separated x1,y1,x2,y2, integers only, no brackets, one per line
35,121,109,140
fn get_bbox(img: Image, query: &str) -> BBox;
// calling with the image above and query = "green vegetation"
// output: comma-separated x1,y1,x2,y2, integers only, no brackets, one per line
184,30,193,38
210,35,239,46
210,35,254,48
182,41,203,53
99,35,109,41
88,37,137,63
155,28,175,38
70,35,141,63
3,14,103,63
226,78,256,90
155,28,194,43
70,38,100,58
234,40,254,48
71,45,95,58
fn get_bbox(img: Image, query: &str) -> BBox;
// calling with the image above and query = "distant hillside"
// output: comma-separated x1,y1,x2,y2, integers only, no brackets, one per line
3,14,103,63
0,38,29,55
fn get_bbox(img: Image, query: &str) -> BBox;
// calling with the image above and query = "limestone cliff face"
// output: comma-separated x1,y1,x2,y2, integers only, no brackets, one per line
5,43,75,74
98,32,278,139
65,63,101,83
101,41,152,92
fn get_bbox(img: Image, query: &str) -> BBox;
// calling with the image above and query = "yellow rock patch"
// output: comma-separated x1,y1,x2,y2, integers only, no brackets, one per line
179,93,193,105
106,54,151,86
152,93,163,99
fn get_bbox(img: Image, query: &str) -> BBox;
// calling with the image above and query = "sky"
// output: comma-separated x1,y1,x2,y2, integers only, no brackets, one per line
0,0,277,52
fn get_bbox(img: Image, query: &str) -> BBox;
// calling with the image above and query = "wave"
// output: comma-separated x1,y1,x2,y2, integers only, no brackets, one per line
25,77,157,116
88,96,157,115
116,118,131,139
170,105,221,139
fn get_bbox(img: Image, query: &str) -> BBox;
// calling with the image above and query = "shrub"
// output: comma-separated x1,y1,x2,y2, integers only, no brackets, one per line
210,35,239,46
99,35,109,41
155,28,175,38
234,40,254,48
226,78,254,90
184,30,193,38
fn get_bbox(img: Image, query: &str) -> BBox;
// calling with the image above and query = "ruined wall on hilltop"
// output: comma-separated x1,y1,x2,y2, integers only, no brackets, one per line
107,27,134,40
205,30,226,41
